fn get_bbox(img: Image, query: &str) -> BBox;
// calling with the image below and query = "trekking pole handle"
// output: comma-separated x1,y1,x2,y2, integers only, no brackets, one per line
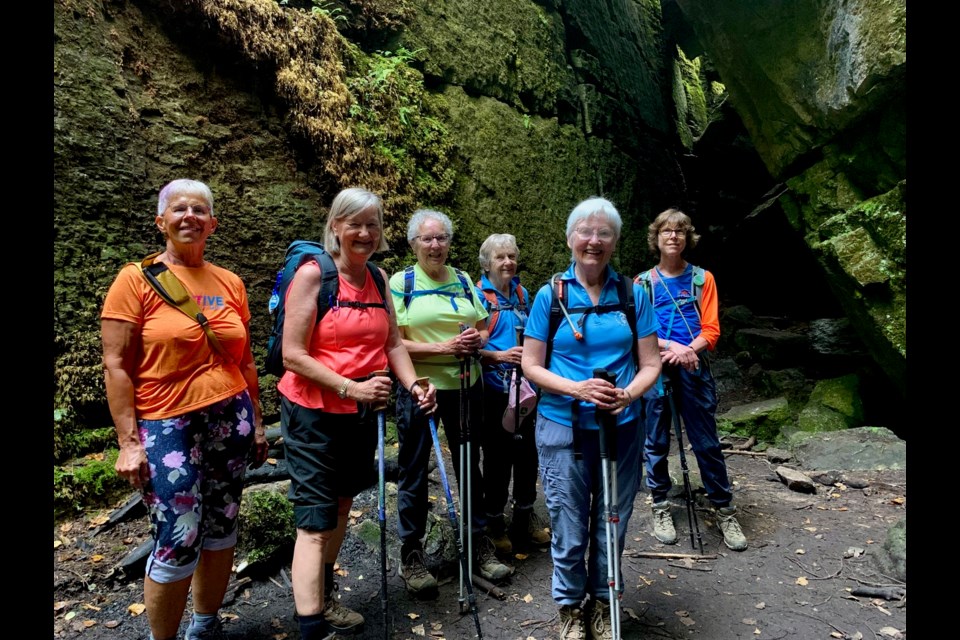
593,368,618,458
370,369,391,411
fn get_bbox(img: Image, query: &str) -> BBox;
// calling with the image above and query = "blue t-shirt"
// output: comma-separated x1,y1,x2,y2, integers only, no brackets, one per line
476,274,530,392
649,264,701,343
525,264,658,429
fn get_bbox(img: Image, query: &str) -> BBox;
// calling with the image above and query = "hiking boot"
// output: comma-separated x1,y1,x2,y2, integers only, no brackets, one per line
400,550,439,599
716,505,748,551
323,583,364,635
651,501,678,545
587,599,614,640
184,616,226,640
486,514,513,555
475,535,514,581
510,508,552,550
558,605,588,640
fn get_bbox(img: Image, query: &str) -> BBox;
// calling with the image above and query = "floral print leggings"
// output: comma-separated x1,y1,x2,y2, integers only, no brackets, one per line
138,391,255,583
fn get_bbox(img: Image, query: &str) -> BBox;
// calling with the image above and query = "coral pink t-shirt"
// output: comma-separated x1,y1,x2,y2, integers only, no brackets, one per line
277,261,390,413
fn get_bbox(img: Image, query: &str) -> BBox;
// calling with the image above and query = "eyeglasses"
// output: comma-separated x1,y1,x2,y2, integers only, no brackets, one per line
168,204,212,217
659,228,685,238
574,227,615,241
416,234,451,245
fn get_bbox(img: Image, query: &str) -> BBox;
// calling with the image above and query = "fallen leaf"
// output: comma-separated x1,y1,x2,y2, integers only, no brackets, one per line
622,607,639,620
638,575,653,586
65,611,77,621
104,620,120,629
866,539,875,544
851,633,863,640
91,554,105,563
679,617,695,626
844,547,865,558
221,613,239,621
54,601,74,613
836,506,848,512
830,633,843,639
523,594,533,603
835,482,848,490
349,510,363,518
803,526,817,532
796,577,808,586
891,497,905,505
795,549,805,555
831,493,841,498
123,537,134,544
54,540,62,549
878,626,903,639
82,603,101,611
753,629,761,635
83,620,97,628
60,522,74,533
335,567,349,577
755,602,765,609
431,622,442,630
675,610,689,617
411,623,425,636
515,553,529,560
128,603,146,616
661,591,676,596
667,574,677,579
742,618,756,625
407,612,421,620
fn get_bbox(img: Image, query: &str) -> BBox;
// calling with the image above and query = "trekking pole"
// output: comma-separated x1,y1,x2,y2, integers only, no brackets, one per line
513,325,524,441
593,368,622,640
664,378,704,554
457,322,474,614
427,409,485,639
371,369,392,639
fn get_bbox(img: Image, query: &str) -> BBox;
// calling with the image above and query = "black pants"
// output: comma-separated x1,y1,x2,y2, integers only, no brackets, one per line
395,381,486,554
481,384,540,517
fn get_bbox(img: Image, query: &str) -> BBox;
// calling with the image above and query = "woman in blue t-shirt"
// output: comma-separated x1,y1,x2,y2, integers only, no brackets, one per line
521,197,661,640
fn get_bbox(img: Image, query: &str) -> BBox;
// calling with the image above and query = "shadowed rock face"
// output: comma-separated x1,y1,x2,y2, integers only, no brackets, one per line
54,0,905,455
673,0,906,394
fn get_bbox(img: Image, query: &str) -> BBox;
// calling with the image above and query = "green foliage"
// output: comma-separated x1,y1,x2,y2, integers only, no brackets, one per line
237,488,297,565
345,44,456,218
53,449,129,522
312,0,348,24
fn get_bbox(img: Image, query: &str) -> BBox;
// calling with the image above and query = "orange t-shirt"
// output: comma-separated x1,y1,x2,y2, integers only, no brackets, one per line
277,261,390,413
101,262,251,420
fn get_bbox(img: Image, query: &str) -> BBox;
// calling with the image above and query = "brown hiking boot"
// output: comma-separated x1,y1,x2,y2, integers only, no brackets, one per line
486,514,513,555
399,550,439,599
322,582,364,636
558,604,588,640
587,599,614,640
475,535,514,581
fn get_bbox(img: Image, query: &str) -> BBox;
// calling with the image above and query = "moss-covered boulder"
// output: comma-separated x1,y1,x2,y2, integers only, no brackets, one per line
717,397,792,443
236,481,297,574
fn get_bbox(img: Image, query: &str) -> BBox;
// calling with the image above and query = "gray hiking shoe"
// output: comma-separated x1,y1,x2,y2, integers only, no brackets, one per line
184,616,226,640
587,599,614,640
323,584,364,635
558,605,588,640
475,535,514,581
651,501,678,545
400,550,439,598
717,505,748,551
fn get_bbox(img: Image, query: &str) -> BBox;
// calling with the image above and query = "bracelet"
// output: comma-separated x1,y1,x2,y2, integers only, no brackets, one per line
337,378,352,399
624,389,633,405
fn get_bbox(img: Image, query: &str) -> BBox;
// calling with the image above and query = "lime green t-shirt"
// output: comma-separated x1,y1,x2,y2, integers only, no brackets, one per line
390,264,489,390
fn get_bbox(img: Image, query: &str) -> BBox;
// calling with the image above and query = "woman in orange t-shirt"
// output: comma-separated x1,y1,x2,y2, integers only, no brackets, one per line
101,179,268,640
278,188,436,639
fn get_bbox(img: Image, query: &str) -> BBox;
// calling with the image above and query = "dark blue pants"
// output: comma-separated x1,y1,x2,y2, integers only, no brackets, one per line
642,361,732,507
395,381,486,555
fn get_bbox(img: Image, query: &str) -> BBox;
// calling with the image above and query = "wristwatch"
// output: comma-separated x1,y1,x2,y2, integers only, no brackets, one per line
337,378,351,399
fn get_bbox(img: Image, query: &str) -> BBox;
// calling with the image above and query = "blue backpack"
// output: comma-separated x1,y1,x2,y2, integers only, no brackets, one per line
265,240,388,377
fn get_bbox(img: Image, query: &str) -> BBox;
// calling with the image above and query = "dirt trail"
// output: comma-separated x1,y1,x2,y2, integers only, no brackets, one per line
53,449,907,640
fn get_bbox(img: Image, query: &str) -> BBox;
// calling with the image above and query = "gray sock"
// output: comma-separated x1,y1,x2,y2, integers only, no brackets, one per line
188,611,219,632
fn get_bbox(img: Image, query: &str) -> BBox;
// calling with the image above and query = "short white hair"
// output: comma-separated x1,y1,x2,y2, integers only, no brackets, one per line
157,179,214,217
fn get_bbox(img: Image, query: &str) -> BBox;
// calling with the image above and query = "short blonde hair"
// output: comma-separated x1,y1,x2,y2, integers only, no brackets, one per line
323,187,389,255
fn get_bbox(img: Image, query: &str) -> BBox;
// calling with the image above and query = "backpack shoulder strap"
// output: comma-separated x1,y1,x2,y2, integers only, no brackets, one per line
314,251,340,323
691,264,705,311
453,268,473,301
634,269,654,303
478,286,502,336
366,261,390,315
544,273,565,370
616,273,640,372
138,253,232,362
403,265,416,309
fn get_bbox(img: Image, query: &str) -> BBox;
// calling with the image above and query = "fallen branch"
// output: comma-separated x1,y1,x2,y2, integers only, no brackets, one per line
471,574,507,600
221,576,253,606
667,561,713,572
630,551,717,560
723,450,768,456
851,586,905,601
733,435,757,451
789,556,843,580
